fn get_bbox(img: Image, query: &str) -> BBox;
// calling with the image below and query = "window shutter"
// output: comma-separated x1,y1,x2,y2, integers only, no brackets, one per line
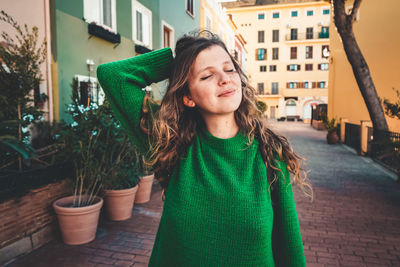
298,64,301,70
255,49,258,60
264,49,267,60
312,82,317,88
287,65,290,71
318,64,321,70
286,82,290,88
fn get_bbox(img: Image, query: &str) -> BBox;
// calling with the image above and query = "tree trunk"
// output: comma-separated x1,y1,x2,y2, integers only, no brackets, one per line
333,0,388,133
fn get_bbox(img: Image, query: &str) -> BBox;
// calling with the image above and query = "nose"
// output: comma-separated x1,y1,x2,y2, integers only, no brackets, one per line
217,71,230,86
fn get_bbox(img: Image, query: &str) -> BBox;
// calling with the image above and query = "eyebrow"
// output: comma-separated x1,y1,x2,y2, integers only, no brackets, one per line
197,61,233,75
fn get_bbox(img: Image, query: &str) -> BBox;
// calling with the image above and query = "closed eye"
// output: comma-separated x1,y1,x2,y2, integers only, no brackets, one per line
200,74,212,80
226,69,235,72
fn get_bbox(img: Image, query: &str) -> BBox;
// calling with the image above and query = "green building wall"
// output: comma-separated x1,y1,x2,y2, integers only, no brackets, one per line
53,0,135,122
52,0,200,121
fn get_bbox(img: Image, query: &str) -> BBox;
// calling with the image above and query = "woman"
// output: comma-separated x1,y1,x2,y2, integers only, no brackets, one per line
97,32,311,267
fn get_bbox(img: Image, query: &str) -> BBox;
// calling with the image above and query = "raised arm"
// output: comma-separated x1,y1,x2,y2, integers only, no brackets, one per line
96,48,173,154
271,160,306,266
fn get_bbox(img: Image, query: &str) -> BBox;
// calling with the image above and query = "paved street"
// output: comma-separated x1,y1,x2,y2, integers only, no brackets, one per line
5,122,400,267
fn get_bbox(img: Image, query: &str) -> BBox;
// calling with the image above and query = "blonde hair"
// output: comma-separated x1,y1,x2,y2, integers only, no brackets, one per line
141,32,312,200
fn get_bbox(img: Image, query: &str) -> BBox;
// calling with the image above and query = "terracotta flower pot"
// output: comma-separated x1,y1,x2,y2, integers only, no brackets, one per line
104,185,138,221
327,131,339,144
135,174,154,204
53,195,103,245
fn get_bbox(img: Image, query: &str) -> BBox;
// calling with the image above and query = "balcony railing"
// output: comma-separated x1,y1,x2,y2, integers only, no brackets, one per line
285,32,329,41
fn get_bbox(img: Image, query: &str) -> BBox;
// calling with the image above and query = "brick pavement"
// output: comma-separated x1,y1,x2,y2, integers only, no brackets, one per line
4,122,400,267
272,121,400,267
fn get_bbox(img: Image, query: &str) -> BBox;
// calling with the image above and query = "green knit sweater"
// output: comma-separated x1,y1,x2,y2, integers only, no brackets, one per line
97,48,306,267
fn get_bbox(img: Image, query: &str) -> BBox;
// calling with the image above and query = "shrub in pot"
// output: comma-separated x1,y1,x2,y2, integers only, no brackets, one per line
323,117,339,145
101,119,141,221
135,155,155,204
53,80,108,245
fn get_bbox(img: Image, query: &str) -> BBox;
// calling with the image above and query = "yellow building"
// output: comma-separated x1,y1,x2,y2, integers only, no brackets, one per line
200,0,247,69
328,0,400,133
225,0,330,121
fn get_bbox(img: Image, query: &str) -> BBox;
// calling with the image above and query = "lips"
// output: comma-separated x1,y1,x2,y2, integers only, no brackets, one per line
218,89,236,97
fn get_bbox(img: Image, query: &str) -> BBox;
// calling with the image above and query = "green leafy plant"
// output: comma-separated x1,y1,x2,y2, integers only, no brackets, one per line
60,78,141,206
256,100,267,116
382,88,400,120
323,117,338,132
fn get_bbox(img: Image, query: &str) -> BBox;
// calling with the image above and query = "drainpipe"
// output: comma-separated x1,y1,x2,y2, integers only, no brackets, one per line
43,0,53,121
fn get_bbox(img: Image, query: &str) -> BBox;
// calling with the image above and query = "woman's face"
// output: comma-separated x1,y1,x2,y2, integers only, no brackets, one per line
184,45,242,118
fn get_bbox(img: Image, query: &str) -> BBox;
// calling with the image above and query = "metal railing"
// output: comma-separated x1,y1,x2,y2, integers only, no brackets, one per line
345,123,361,152
368,128,400,171
285,32,329,41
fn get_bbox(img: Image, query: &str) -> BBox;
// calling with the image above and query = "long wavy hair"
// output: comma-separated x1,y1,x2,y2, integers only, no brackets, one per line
142,32,312,199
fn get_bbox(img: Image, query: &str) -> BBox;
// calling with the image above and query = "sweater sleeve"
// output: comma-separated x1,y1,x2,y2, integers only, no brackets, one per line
96,48,173,154
271,160,306,267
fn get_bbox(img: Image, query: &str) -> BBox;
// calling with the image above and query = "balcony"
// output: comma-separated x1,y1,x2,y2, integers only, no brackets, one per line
285,32,329,41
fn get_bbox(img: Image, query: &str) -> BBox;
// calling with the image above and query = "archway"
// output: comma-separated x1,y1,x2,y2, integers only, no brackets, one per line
285,99,297,117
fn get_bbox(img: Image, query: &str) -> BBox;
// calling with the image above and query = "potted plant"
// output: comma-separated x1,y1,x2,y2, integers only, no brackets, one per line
52,80,106,245
323,117,339,144
100,102,142,221
135,155,155,204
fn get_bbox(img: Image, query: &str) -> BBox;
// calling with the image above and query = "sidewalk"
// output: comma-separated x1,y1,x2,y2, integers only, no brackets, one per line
5,122,400,267
270,121,400,266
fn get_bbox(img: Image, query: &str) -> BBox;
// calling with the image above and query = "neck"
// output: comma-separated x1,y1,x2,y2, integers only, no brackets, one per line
201,112,239,139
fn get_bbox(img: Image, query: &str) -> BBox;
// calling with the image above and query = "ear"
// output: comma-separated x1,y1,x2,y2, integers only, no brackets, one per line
183,95,196,108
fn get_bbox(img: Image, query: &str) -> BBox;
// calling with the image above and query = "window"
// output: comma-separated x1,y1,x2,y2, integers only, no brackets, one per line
305,81,314,88
318,63,329,71
258,13,265,19
162,21,174,48
186,0,194,17
307,10,314,16
305,64,313,71
319,81,327,88
290,28,298,40
305,46,313,59
323,9,330,15
256,48,267,60
269,65,277,72
258,31,265,43
322,45,329,58
75,74,104,106
287,64,300,71
271,82,279,95
319,26,329,38
291,11,298,17
260,65,267,72
272,30,279,42
288,82,298,89
290,47,297,59
306,27,313,39
133,1,152,48
84,0,117,32
272,48,279,60
257,83,264,95
272,12,280,19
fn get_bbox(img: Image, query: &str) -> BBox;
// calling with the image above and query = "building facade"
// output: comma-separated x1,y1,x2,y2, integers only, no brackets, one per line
2,0,54,121
200,0,247,70
225,0,330,121
49,0,200,121
328,0,400,133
